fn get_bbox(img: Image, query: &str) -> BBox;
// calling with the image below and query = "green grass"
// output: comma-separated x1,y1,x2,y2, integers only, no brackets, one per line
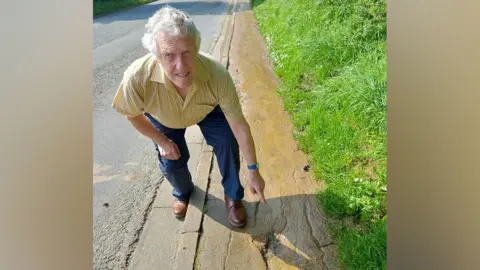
94,0,155,17
251,0,386,268
331,217,387,269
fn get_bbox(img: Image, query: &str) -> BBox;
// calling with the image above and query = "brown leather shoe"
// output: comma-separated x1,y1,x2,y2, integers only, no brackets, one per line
173,198,188,218
224,195,246,228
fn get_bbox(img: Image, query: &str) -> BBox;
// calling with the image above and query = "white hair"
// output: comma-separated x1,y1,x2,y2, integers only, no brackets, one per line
141,6,201,57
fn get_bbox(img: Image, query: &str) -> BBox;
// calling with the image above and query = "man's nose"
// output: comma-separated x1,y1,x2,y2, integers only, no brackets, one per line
175,57,185,70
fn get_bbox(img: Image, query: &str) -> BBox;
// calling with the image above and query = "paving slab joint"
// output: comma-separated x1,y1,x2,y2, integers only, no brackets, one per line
191,145,215,268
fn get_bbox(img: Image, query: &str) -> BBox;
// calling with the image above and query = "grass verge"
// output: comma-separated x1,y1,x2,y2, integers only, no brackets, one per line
94,0,156,17
251,0,386,268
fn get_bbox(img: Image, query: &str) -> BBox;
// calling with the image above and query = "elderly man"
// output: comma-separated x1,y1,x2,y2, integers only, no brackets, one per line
112,6,266,228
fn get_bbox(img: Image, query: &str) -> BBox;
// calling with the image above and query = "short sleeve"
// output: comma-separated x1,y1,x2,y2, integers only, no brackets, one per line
111,74,144,117
217,72,245,121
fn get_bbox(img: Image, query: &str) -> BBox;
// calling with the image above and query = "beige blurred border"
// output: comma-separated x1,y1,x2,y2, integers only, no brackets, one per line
388,0,480,269
2,0,480,268
0,0,92,269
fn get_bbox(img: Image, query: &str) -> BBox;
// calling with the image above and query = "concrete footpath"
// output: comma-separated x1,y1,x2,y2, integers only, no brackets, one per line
127,1,342,269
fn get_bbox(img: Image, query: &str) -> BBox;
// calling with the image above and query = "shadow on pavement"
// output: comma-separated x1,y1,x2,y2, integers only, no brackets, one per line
94,1,252,24
188,186,335,269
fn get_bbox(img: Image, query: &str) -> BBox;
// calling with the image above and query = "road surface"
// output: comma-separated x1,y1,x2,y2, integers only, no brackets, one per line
93,1,232,269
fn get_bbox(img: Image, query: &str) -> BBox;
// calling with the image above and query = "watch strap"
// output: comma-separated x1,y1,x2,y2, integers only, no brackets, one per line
247,163,259,170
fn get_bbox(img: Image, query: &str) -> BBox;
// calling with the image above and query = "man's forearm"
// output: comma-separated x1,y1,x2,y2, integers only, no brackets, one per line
127,115,167,145
232,122,258,166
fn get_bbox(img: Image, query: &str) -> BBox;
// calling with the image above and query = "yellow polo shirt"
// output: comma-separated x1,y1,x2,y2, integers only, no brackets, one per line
112,52,244,129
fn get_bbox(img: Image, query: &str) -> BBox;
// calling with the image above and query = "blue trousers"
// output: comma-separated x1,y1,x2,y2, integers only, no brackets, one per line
144,106,244,202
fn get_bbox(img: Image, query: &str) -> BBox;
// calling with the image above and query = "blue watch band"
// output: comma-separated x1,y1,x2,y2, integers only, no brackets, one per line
247,163,259,170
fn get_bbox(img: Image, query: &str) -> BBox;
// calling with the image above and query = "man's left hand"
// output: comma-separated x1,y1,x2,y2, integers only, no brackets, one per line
248,170,266,203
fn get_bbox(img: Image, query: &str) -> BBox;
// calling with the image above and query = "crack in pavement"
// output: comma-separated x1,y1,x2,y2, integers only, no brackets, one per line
279,197,288,234
292,169,297,184
319,242,335,269
223,3,236,69
172,232,181,264
252,196,288,269
123,175,163,269
259,231,275,269
320,242,335,248
192,147,214,269
253,201,260,228
180,230,199,234
305,200,333,248
305,200,333,268
224,230,233,270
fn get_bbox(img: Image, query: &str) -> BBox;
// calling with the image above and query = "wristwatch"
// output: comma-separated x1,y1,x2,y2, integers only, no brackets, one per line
247,163,260,171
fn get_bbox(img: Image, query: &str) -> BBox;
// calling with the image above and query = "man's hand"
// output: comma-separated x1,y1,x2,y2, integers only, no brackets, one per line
248,170,266,203
127,114,181,160
157,139,181,160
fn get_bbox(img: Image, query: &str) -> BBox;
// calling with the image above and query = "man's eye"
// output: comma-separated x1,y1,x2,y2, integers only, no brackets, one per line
165,54,173,60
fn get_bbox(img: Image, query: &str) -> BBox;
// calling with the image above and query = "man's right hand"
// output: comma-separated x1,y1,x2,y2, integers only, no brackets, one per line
126,115,181,160
157,139,181,160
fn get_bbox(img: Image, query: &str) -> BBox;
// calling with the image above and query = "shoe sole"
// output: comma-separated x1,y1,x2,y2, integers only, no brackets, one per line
173,212,186,219
229,219,246,228
173,208,187,219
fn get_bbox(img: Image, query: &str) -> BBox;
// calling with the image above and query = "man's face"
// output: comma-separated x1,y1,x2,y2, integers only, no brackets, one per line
156,32,197,90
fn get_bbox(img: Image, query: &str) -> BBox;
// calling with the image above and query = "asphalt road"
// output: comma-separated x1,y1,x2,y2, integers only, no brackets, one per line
93,1,231,269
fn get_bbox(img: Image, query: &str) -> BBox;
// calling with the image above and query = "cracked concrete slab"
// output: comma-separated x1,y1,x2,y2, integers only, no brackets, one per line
172,232,200,270
128,208,183,270
224,231,267,270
